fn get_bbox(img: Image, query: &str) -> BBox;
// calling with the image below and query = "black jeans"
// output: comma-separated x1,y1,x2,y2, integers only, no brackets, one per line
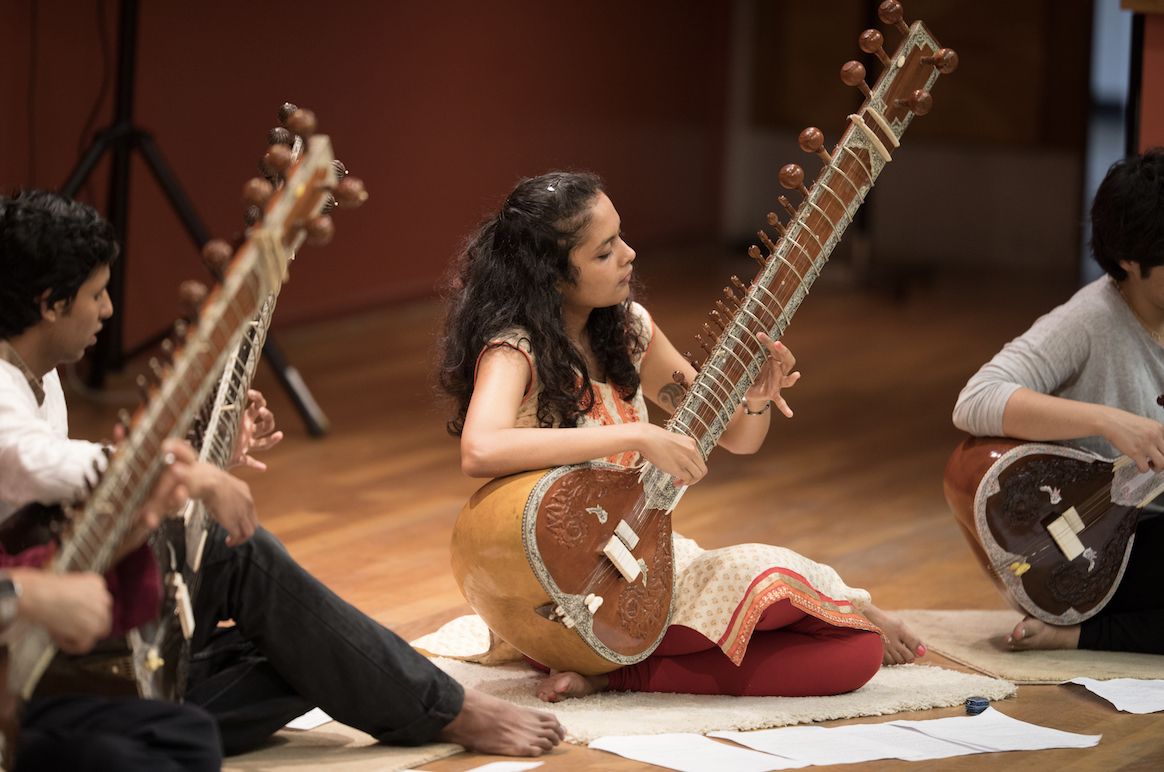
17,694,221,772
1079,513,1164,654
184,526,464,755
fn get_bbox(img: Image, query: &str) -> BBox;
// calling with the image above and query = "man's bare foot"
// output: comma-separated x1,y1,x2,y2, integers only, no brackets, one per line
535,670,609,703
864,605,926,665
438,686,565,756
1007,616,1080,651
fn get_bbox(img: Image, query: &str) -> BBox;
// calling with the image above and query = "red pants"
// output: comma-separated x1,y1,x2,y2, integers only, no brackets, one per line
606,599,882,697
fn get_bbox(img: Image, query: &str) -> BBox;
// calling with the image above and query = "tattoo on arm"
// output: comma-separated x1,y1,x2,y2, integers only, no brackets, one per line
657,383,685,412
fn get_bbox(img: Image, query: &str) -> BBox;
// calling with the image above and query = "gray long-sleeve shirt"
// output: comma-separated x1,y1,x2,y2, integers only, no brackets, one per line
953,277,1164,459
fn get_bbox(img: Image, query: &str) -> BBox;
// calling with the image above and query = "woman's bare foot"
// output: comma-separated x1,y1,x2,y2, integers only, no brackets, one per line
438,686,565,756
535,670,609,702
1007,616,1080,651
864,605,926,665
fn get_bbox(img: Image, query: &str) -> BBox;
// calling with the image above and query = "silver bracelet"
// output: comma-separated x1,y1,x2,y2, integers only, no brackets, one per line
742,400,772,416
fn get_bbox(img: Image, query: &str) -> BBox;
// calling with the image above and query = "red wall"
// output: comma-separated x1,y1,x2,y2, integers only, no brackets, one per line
2,1,731,350
1141,12,1164,150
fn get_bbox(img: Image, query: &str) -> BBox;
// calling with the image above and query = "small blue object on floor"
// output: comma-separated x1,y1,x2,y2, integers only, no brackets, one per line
965,696,990,715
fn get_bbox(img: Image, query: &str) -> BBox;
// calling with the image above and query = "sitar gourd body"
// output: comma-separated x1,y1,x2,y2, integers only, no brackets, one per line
452,465,674,675
944,437,1164,625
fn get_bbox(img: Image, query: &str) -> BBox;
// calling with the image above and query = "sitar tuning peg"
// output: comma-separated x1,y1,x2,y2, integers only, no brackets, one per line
779,164,810,199
334,175,368,208
243,177,274,209
268,126,293,146
757,230,779,257
277,102,298,125
148,356,168,383
748,245,767,269
305,214,335,246
894,88,933,115
117,408,133,434
671,371,689,391
721,287,741,309
178,280,209,323
765,211,786,236
284,107,317,139
701,322,720,344
716,300,736,321
859,29,891,66
135,373,152,403
840,61,872,99
262,145,293,178
730,275,750,296
696,333,715,357
878,1,911,37
159,337,175,363
920,48,958,74
778,195,798,219
683,353,702,372
799,127,832,165
708,309,727,332
200,239,233,282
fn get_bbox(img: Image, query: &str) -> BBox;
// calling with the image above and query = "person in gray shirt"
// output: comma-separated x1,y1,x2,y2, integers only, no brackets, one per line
953,148,1164,654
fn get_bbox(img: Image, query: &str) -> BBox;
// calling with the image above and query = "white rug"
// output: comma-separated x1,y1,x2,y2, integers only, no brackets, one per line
896,608,1164,685
415,615,1016,745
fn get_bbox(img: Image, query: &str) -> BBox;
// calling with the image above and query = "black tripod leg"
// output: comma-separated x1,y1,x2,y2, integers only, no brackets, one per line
60,124,134,198
261,337,330,437
136,132,212,248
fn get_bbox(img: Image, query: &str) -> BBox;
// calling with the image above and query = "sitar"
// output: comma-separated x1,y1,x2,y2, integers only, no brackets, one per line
944,437,1164,625
0,108,344,766
450,0,958,675
141,108,365,703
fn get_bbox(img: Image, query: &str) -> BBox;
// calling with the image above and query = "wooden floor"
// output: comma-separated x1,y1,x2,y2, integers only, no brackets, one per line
66,247,1164,771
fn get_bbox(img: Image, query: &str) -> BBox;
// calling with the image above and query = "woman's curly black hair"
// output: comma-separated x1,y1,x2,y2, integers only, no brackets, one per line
436,172,644,436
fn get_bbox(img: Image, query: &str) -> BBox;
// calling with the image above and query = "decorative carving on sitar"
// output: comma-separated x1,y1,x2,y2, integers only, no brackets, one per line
542,467,639,548
988,456,1112,528
1046,509,1138,607
617,513,672,639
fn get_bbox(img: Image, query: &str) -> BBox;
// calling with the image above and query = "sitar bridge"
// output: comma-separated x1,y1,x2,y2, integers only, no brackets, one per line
1046,506,1086,562
603,518,645,582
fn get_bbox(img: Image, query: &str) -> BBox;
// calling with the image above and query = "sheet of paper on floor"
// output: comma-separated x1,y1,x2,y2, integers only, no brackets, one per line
1066,677,1164,714
887,707,1100,752
284,707,332,730
711,722,981,764
589,733,808,772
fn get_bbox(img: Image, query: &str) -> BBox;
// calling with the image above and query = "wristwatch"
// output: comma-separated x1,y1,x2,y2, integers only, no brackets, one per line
0,571,22,632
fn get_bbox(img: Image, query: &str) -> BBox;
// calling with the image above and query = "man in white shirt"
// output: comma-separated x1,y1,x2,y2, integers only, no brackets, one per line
0,190,222,771
0,190,564,760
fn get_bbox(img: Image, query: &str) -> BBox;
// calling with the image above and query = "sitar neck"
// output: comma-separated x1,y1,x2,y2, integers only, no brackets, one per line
639,18,952,512
194,295,277,468
54,237,283,576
